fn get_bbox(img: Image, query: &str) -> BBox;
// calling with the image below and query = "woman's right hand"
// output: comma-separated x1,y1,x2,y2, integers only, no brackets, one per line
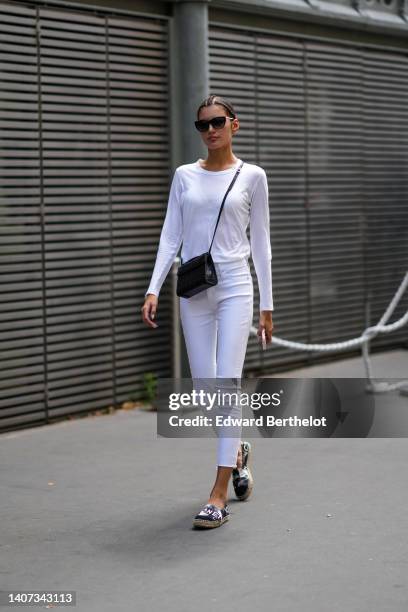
141,294,159,329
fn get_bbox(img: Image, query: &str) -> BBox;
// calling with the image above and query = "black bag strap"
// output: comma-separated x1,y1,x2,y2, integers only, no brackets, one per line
208,160,244,254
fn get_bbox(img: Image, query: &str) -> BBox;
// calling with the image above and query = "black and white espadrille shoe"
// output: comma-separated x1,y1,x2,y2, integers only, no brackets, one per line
193,502,230,529
231,440,253,501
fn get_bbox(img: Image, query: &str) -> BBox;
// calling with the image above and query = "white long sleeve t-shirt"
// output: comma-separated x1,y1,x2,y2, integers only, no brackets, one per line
145,157,274,311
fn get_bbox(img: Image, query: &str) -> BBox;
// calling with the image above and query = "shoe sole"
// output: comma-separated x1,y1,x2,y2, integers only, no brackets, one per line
193,515,230,529
235,442,254,501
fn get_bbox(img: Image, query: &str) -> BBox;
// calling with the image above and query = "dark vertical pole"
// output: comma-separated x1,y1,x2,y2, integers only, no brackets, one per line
169,0,210,377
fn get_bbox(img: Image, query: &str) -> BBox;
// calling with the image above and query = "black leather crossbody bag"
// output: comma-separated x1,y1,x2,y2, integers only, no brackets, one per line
176,160,244,298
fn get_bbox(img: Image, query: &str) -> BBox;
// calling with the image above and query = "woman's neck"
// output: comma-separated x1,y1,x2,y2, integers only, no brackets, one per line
200,146,238,171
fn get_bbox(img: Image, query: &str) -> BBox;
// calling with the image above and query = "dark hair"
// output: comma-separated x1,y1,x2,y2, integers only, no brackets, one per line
196,94,236,120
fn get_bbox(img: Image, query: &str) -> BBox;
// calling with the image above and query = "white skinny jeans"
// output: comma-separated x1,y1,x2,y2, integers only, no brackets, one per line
179,258,253,467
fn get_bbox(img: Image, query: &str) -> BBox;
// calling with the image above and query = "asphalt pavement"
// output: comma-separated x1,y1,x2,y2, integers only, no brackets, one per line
1,349,407,612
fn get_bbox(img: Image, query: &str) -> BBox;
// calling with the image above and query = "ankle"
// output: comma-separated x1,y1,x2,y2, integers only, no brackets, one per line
208,490,227,503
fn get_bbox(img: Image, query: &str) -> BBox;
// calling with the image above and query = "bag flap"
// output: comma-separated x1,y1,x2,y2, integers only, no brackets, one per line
177,253,209,275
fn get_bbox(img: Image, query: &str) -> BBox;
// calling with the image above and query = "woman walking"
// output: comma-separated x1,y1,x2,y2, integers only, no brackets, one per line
141,94,274,529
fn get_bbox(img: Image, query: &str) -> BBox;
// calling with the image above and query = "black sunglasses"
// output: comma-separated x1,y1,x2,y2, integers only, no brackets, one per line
194,115,235,132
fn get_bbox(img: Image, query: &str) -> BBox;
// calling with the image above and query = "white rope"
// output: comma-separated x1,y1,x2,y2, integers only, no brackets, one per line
250,272,408,394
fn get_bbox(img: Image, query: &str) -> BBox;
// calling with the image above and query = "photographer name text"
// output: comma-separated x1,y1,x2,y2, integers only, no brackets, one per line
168,415,327,427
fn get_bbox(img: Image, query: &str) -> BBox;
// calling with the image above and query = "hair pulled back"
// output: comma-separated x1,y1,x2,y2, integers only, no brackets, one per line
196,94,236,120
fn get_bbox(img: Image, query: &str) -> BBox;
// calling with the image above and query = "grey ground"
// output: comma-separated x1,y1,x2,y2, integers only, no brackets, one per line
1,349,407,612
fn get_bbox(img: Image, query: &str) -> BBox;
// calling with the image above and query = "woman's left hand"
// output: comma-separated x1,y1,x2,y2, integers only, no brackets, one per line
258,310,274,345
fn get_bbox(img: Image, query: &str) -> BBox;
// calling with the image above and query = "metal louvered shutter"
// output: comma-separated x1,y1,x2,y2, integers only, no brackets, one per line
209,27,309,374
209,23,408,375
362,48,408,351
0,2,44,431
305,43,367,350
0,1,170,432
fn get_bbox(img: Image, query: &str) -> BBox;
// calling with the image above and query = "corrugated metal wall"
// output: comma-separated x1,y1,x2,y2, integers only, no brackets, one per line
208,24,408,374
0,1,171,431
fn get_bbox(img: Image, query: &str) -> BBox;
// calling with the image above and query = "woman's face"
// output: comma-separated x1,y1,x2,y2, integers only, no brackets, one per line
197,104,239,150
